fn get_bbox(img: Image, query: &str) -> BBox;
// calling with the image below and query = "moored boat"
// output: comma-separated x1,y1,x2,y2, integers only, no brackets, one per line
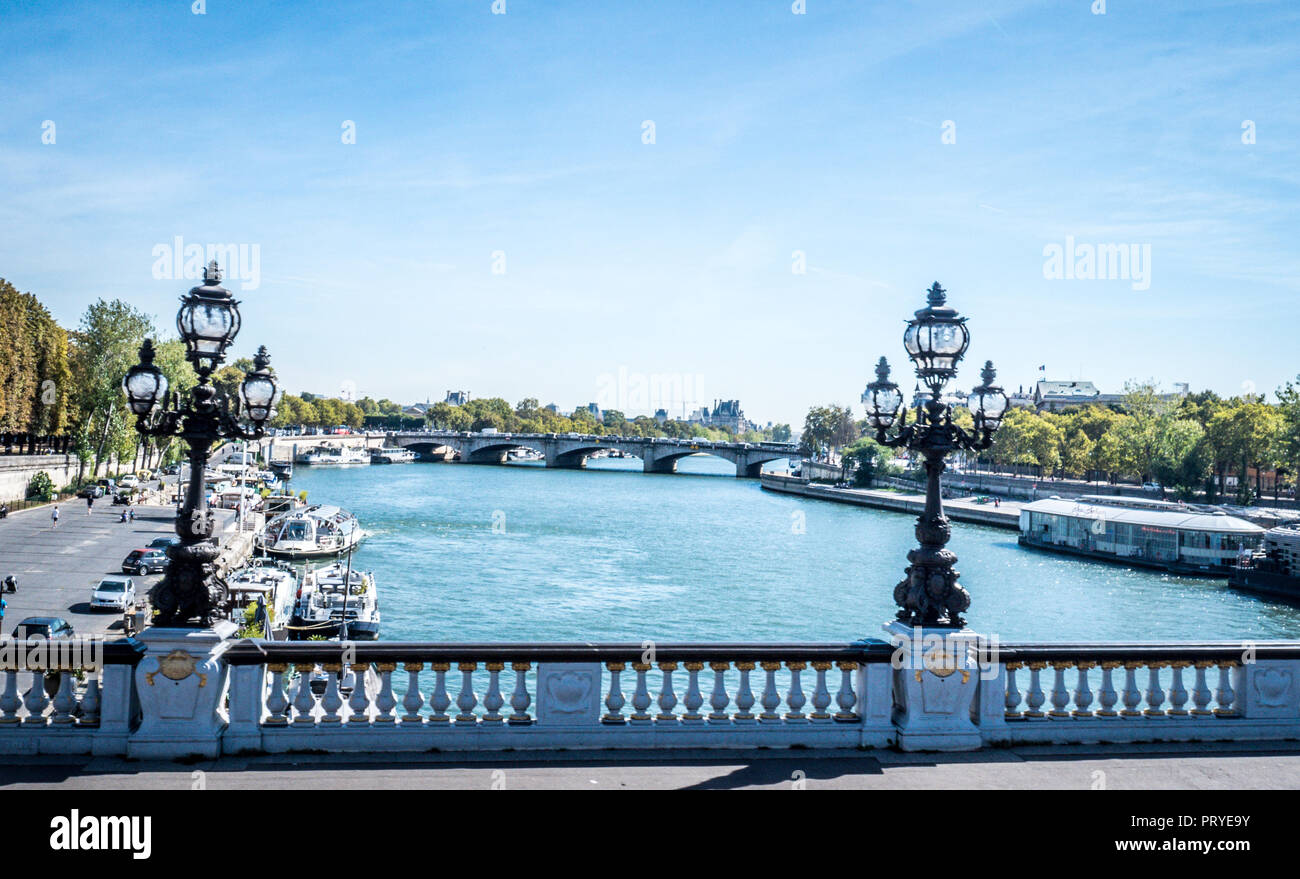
370,447,417,464
297,444,370,466
1018,495,1265,576
224,558,299,639
258,505,364,559
1229,525,1300,600
289,561,380,640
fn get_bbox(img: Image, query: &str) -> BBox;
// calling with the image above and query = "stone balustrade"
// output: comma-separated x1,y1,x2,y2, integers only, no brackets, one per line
2,636,1298,758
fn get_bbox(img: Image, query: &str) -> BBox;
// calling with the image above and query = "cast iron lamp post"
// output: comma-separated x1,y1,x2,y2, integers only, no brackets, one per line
122,261,279,626
863,282,1007,628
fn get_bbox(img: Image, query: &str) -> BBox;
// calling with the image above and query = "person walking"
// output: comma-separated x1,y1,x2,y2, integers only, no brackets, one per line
50,505,59,528
127,508,135,523
0,595,6,631
86,494,94,515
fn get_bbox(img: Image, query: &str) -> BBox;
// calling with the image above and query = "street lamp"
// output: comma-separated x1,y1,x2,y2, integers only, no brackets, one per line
864,282,1006,628
123,260,278,626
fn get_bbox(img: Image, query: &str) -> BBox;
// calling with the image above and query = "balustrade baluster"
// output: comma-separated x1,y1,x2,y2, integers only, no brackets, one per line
785,661,808,722
1191,662,1213,716
483,663,505,724
79,673,100,726
509,661,532,725
1143,664,1167,716
1004,663,1022,717
682,662,704,723
809,661,832,721
834,661,858,721
656,662,678,722
374,663,397,723
759,661,781,723
455,662,478,724
0,671,21,724
1167,662,1189,716
630,663,652,724
292,663,317,724
1096,662,1120,717
734,662,756,723
1071,662,1094,717
1048,663,1070,718
320,664,344,724
402,663,425,723
1214,662,1237,715
707,662,730,722
429,663,452,722
603,662,626,723
1120,663,1143,717
1023,663,1046,718
50,672,77,725
347,663,372,723
265,663,290,725
22,671,49,724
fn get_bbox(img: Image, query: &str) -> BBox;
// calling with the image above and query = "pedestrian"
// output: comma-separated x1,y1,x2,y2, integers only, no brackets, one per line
87,494,94,515
0,503,8,519
128,508,135,523
50,505,59,528
0,595,6,630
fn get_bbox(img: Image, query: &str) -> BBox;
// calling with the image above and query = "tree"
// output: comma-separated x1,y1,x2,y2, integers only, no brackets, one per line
841,437,893,486
1151,417,1209,498
67,299,154,480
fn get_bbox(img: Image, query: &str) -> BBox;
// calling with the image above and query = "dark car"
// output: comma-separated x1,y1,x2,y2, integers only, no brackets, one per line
122,548,170,575
14,617,75,639
76,484,104,499
148,536,180,551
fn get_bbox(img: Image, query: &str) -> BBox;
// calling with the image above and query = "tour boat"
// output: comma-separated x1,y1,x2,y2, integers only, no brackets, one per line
1018,495,1265,576
296,445,370,466
224,558,299,639
370,447,417,464
289,561,381,641
258,505,364,559
1228,525,1300,600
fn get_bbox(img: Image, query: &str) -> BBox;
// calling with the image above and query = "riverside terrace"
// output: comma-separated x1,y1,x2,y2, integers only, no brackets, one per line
2,633,1300,760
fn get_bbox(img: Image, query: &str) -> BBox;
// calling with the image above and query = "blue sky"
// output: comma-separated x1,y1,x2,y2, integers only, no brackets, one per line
2,0,1297,426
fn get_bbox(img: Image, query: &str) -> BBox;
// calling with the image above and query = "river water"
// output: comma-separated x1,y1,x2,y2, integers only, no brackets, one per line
286,457,1300,643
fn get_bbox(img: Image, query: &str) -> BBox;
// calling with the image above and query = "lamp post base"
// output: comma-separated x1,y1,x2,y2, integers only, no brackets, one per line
127,621,237,760
884,620,982,751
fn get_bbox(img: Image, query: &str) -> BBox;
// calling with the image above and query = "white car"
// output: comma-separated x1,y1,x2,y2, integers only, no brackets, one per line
117,475,140,489
90,576,136,612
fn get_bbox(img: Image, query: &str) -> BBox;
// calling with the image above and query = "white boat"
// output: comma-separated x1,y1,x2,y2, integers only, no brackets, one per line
370,447,417,464
289,561,380,640
258,505,364,559
224,558,299,639
296,445,370,466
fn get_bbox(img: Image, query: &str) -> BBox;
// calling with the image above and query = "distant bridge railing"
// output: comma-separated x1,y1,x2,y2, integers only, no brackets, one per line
3,638,1299,757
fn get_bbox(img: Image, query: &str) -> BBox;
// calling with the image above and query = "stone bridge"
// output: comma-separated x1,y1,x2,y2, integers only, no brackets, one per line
387,431,800,477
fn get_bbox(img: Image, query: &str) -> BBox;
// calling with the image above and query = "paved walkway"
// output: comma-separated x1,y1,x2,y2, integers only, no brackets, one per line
2,741,1298,789
0,499,230,637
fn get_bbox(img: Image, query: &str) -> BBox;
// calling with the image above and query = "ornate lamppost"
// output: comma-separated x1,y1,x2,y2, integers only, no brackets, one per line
122,261,279,627
863,282,1007,628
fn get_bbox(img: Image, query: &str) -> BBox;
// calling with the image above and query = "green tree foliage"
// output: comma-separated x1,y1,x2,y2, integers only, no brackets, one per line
68,299,154,478
0,279,71,434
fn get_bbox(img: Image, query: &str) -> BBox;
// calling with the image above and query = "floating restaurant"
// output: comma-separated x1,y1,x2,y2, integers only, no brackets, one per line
1018,495,1265,575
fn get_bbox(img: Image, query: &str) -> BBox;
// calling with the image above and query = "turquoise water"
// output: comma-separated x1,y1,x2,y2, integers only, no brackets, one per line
285,458,1300,643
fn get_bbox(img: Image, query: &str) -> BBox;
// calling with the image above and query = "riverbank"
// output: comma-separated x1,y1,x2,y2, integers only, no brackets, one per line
760,473,1021,530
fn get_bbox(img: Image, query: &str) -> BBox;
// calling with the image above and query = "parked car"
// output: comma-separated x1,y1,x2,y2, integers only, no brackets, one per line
90,577,136,611
148,536,180,551
117,475,140,490
95,478,117,495
77,483,104,499
122,548,169,575
14,617,75,639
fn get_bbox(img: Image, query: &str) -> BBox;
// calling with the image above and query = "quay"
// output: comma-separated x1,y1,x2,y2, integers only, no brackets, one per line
760,472,1022,530
0,498,244,637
